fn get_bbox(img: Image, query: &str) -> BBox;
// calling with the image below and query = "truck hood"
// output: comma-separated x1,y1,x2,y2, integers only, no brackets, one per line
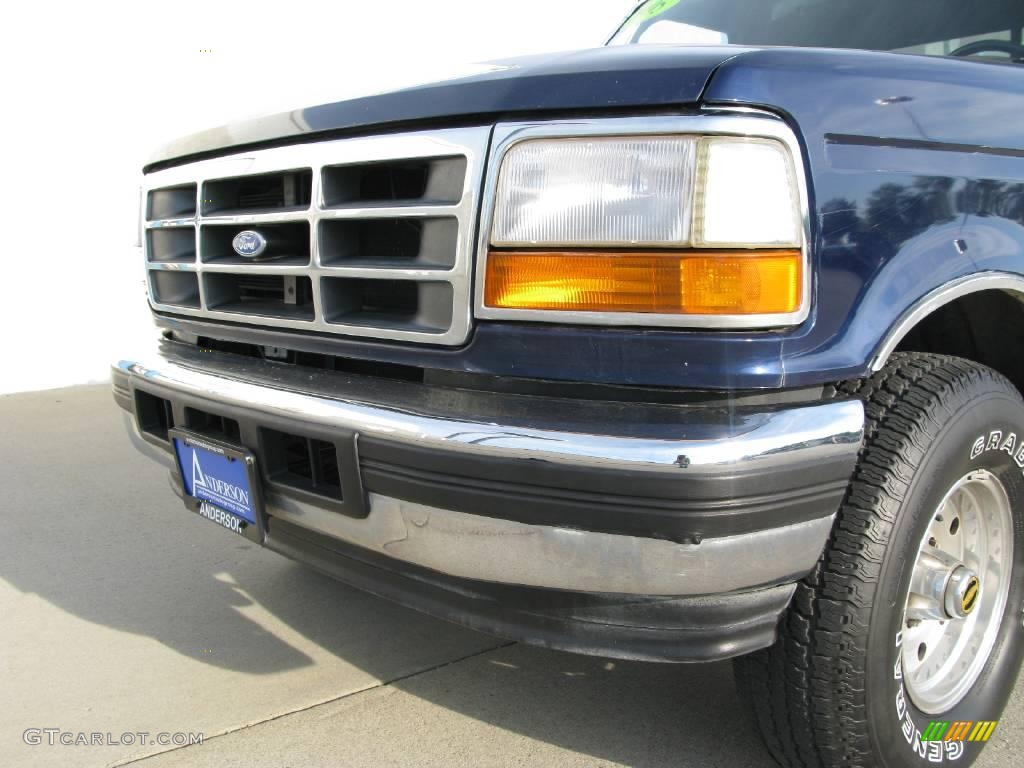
146,45,751,171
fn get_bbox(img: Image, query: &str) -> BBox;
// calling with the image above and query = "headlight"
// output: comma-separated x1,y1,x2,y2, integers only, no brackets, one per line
479,119,807,327
491,136,697,247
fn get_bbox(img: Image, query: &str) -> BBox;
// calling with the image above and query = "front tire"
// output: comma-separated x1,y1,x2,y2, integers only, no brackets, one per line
735,353,1024,768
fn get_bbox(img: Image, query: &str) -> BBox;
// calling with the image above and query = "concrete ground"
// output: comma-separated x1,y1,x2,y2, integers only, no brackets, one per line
1,385,1021,768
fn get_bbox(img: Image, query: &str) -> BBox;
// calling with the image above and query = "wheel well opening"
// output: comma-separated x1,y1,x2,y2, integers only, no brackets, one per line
894,290,1024,394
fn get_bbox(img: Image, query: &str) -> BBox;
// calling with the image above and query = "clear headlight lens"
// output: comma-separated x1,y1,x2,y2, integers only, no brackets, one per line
491,137,696,247
484,132,805,322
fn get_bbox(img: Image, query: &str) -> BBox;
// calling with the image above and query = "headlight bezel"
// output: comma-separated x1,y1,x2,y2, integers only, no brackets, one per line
474,113,811,329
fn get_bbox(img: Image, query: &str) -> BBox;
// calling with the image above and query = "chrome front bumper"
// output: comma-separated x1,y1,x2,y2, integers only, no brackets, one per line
113,343,864,598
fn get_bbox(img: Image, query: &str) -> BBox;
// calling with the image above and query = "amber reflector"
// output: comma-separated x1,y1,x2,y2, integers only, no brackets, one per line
484,250,802,315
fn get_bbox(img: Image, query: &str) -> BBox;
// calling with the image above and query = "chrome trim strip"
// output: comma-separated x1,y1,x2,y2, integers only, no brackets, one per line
474,113,813,329
147,218,196,229
197,263,311,274
147,263,197,272
871,272,1024,371
314,266,455,280
316,204,462,220
115,349,864,476
184,210,311,226
141,127,489,345
269,492,836,596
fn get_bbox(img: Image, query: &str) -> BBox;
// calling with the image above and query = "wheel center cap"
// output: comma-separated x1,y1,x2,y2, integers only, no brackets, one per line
946,567,981,618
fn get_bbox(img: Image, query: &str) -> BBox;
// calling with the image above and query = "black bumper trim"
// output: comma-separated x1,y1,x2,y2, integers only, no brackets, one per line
265,517,796,663
360,438,851,542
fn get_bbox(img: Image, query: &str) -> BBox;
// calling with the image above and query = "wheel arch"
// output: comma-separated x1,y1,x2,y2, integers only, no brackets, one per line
870,273,1024,393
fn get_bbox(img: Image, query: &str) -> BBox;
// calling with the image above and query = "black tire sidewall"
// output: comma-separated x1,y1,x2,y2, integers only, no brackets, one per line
869,389,1024,767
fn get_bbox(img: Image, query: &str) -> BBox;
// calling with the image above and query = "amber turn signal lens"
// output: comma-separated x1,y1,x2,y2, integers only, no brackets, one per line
484,250,802,315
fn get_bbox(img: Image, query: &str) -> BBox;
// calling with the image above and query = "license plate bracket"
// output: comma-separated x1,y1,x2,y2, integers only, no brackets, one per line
169,428,266,544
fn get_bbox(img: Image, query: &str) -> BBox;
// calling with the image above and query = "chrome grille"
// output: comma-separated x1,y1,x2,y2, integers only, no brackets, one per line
141,127,489,345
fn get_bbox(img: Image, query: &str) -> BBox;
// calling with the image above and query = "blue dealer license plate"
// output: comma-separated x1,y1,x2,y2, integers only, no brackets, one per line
170,430,265,544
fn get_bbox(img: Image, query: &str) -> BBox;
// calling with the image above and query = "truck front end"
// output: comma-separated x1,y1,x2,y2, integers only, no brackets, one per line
115,2,1024,766
117,103,862,661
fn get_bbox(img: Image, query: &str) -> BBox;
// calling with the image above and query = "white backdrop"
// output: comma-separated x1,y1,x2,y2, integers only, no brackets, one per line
0,0,635,394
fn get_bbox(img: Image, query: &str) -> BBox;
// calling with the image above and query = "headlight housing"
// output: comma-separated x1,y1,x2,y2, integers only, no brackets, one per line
477,116,808,328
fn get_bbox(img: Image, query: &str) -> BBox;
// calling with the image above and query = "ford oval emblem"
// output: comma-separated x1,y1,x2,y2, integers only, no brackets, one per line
232,230,268,258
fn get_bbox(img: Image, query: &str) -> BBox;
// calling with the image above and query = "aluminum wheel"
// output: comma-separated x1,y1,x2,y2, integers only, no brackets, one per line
901,469,1014,714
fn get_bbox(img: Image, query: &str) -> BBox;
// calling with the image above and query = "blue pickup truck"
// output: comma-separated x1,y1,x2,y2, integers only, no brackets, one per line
114,1,1024,765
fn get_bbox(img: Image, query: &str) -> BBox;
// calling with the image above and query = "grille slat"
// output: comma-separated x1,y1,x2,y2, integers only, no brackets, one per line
142,128,483,345
322,156,466,207
321,278,454,332
205,274,315,321
147,184,196,221
147,227,195,263
203,169,313,215
319,216,458,269
149,271,200,308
